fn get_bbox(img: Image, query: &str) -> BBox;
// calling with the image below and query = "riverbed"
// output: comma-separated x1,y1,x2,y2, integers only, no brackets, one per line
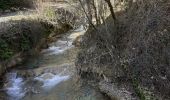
0,26,109,100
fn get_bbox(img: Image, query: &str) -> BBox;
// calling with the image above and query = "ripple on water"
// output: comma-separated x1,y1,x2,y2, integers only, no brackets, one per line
34,73,70,90
4,72,70,100
41,40,73,56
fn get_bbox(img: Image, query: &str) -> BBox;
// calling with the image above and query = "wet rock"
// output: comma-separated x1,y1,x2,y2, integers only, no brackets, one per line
0,92,6,100
37,73,55,80
4,10,11,13
99,81,134,100
6,53,23,68
10,7,19,12
0,64,3,75
0,9,3,15
18,70,35,78
25,87,40,95
73,35,83,47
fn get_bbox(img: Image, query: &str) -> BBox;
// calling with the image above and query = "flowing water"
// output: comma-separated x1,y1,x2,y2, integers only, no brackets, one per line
0,26,109,100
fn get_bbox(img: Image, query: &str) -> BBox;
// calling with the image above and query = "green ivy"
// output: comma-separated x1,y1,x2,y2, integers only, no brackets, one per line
0,0,31,10
20,38,30,51
20,33,32,51
0,39,13,60
132,78,146,100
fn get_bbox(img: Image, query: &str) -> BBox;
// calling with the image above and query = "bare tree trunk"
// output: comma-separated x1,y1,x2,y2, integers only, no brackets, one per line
86,0,93,23
78,0,97,30
104,0,116,21
92,0,100,25
98,0,107,24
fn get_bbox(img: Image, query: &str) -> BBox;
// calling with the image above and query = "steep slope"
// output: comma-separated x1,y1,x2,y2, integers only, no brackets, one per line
76,0,170,99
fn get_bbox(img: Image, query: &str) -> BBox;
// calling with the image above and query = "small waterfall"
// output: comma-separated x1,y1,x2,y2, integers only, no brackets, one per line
34,73,70,90
5,72,25,100
42,40,73,56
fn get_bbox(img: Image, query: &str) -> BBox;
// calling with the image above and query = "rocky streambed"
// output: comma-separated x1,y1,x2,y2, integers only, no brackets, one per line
0,26,109,100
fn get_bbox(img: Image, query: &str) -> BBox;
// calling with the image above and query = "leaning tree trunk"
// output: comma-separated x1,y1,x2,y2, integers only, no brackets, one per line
78,0,97,30
104,0,116,21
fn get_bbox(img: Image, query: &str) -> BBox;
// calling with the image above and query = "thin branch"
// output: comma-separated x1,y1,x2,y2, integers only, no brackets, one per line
104,0,116,21
78,0,97,30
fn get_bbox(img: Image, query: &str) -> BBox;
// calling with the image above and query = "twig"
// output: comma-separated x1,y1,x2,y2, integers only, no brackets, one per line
78,0,97,30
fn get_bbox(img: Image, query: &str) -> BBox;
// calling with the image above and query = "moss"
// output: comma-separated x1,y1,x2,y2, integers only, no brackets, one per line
43,25,53,37
132,78,146,100
132,78,157,100
0,19,55,62
18,26,32,51
0,39,14,60
75,95,95,100
142,88,156,100
0,0,12,10
20,36,31,51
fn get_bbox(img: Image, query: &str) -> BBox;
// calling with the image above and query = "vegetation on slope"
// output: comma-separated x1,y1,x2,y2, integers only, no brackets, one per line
0,19,49,61
0,0,82,61
76,0,170,99
0,0,34,10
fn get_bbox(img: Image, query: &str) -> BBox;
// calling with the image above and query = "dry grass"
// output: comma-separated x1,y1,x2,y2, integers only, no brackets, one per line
76,0,170,99
35,0,85,29
120,0,170,99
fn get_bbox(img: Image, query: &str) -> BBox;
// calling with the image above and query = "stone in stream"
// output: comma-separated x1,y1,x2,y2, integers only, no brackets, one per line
34,72,70,90
37,73,55,80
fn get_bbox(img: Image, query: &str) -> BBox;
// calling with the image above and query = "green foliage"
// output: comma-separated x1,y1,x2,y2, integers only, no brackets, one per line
44,30,52,37
132,78,146,100
75,95,96,100
132,78,156,100
0,0,12,10
0,0,32,10
142,88,156,100
43,7,56,21
0,39,13,60
0,19,52,61
20,36,31,51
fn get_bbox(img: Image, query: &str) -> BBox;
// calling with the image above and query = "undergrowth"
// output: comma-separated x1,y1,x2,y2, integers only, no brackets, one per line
76,0,170,99
0,19,51,61
132,77,146,100
0,0,33,10
0,39,13,60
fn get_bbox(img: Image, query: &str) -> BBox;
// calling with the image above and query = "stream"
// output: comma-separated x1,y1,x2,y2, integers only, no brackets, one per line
0,26,108,100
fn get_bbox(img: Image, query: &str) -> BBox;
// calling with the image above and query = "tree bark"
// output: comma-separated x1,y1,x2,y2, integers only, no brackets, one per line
104,0,116,21
78,0,97,30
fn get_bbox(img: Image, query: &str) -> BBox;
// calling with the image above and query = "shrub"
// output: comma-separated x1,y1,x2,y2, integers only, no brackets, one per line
0,0,34,10
0,39,13,60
